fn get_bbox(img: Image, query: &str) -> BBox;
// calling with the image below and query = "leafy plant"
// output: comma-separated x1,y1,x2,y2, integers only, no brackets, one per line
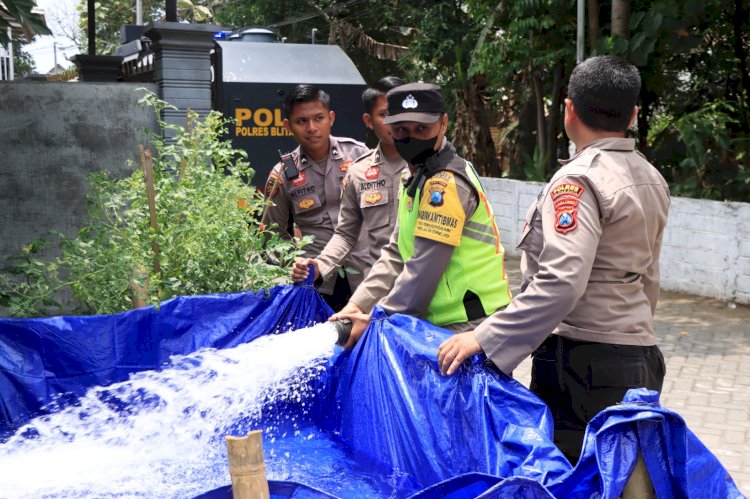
520,146,551,182
0,90,309,317
648,100,743,199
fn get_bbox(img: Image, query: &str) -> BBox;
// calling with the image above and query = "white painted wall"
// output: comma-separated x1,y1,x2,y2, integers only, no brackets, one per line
482,177,750,305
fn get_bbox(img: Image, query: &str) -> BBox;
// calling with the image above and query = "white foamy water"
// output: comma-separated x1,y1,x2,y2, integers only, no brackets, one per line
0,323,339,499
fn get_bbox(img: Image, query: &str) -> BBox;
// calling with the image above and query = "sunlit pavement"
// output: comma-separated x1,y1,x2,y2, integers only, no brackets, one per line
504,257,750,495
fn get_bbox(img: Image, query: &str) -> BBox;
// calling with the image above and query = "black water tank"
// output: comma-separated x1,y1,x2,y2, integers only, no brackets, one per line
213,40,367,186
239,28,277,43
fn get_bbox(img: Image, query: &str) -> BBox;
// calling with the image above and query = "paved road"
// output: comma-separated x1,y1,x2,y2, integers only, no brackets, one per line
504,257,750,496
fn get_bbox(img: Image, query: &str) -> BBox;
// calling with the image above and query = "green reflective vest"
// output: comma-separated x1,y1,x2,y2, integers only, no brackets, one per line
398,162,512,326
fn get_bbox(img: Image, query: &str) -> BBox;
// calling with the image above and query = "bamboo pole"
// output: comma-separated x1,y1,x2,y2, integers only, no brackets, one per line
139,145,161,276
225,430,270,499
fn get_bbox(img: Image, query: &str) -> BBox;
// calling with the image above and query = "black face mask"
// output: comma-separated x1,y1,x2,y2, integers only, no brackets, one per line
394,135,439,165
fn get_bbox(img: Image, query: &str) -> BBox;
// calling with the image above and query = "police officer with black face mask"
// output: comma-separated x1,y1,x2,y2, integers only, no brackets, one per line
330,83,513,348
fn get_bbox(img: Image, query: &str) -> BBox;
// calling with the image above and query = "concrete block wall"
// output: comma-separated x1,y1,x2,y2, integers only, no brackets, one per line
0,82,159,262
482,177,750,305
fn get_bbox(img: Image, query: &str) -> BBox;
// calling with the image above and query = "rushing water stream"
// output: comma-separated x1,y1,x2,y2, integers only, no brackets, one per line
0,323,416,498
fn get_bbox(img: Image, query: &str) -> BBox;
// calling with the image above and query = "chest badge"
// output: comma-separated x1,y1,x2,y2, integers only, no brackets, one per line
298,198,315,210
365,192,382,204
365,166,380,180
291,171,307,187
339,160,352,172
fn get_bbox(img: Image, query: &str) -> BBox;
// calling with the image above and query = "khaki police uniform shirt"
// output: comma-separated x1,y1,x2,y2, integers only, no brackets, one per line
474,137,670,374
349,140,480,332
262,135,368,294
316,144,408,290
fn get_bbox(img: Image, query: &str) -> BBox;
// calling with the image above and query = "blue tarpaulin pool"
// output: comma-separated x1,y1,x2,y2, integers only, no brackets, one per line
0,279,743,498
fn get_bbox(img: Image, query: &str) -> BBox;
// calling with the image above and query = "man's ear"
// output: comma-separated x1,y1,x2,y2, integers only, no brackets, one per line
283,118,292,134
362,113,374,129
564,98,576,125
329,110,336,126
627,106,639,129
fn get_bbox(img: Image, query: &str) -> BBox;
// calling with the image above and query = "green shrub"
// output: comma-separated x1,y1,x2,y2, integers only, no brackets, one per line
0,90,309,317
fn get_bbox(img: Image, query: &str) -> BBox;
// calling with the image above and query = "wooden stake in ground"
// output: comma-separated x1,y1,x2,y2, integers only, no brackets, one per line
138,145,161,276
225,430,270,499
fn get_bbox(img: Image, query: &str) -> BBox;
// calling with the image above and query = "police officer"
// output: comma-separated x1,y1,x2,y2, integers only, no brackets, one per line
290,76,407,290
331,82,513,344
437,56,670,464
261,85,368,310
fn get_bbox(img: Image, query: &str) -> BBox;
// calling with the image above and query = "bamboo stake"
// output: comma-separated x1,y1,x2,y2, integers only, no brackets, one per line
225,430,270,499
139,145,161,277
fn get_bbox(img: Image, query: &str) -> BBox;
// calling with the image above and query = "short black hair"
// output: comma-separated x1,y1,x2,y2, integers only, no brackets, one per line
284,85,331,118
568,55,641,132
361,76,405,114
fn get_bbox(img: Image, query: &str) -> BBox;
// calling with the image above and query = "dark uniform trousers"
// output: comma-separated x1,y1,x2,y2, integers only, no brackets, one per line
530,335,666,464
317,272,352,312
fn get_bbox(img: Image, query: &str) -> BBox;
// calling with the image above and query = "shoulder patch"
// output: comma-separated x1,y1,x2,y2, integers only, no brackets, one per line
414,171,465,246
265,171,282,198
549,182,585,234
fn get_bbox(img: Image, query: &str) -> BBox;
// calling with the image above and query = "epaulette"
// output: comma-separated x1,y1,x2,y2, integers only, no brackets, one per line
351,148,376,165
335,136,367,147
560,150,599,177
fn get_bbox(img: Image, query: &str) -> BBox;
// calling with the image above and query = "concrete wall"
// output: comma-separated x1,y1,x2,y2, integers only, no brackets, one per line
0,82,159,261
482,177,750,305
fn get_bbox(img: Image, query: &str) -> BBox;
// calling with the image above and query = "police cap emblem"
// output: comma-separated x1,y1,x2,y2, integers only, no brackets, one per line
402,94,419,109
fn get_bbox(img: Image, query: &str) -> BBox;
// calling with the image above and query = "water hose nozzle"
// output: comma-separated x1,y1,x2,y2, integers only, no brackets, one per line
332,319,353,347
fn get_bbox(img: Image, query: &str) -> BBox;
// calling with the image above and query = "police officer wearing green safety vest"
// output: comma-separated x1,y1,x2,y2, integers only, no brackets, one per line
331,82,512,348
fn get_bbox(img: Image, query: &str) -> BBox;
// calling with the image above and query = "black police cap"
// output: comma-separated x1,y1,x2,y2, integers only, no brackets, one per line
384,83,446,124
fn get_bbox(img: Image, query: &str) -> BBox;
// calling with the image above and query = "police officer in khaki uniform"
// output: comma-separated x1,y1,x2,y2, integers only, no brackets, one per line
290,76,407,290
261,84,368,310
438,56,670,464
331,83,513,344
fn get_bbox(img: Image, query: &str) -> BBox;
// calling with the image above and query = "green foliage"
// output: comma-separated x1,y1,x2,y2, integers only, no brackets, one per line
0,0,51,47
0,90,309,317
520,146,552,182
649,100,747,200
11,33,36,76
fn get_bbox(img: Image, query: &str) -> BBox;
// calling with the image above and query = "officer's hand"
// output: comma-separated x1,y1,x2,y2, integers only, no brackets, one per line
330,302,363,318
329,311,370,349
291,258,319,282
438,331,483,376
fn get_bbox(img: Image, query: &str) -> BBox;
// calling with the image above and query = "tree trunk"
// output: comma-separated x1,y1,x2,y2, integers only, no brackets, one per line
532,71,546,157
453,79,502,177
733,0,750,130
637,83,653,152
611,0,631,39
512,94,537,179
545,63,564,177
587,0,600,54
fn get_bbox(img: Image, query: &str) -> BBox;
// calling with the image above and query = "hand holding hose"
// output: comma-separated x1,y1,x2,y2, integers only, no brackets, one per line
329,302,368,349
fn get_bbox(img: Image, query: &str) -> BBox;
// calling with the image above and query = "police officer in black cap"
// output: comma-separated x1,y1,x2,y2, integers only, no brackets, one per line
331,83,513,348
